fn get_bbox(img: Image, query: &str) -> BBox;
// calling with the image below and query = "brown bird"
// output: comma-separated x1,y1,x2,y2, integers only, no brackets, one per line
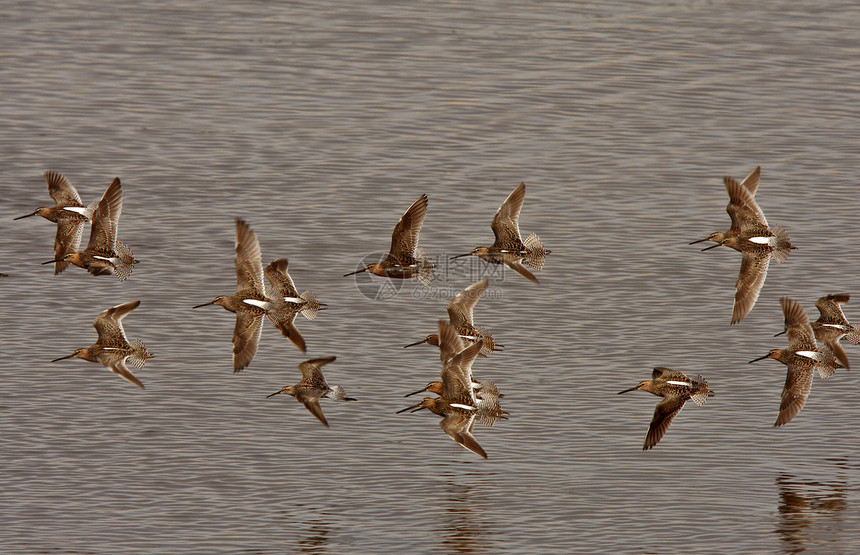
776,294,860,370
343,194,435,285
698,177,795,324
266,356,355,427
750,297,839,427
43,177,139,281
263,258,326,353
51,300,152,388
193,219,270,372
15,171,99,275
450,182,550,284
689,166,761,248
618,367,712,450
404,278,502,357
399,320,504,458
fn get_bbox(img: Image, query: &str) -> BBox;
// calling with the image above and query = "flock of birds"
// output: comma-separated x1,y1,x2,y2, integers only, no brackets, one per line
619,166,860,449
14,167,860,454
14,175,548,458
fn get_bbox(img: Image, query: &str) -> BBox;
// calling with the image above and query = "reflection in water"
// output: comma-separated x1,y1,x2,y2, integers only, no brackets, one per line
775,473,847,554
295,520,331,554
439,482,491,554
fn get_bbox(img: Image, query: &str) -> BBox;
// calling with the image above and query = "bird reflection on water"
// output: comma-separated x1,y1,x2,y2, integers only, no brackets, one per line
775,472,848,554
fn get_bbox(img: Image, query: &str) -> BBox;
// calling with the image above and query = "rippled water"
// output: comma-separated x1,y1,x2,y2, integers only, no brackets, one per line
3,1,860,552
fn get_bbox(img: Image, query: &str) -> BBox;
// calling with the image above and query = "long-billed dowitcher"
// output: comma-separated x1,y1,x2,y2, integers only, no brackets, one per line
15,171,99,275
450,182,550,284
404,278,503,357
343,194,435,285
776,294,860,370
42,177,139,281
406,319,506,418
689,166,761,248
193,218,271,372
697,177,795,324
266,356,355,428
51,300,153,389
618,367,712,450
750,297,839,427
399,321,504,458
263,258,326,353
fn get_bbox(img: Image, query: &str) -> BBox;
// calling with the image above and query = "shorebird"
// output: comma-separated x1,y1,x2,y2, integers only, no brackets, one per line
42,177,139,281
399,320,505,458
689,166,761,248
193,218,270,372
404,278,502,357
51,300,152,388
750,297,839,427
343,194,435,285
450,182,550,284
15,171,99,275
263,258,326,353
618,367,712,450
266,356,355,427
776,294,860,371
696,176,795,324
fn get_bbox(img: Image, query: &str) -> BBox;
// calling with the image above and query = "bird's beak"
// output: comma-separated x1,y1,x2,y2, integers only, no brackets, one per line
689,238,709,245
403,388,427,398
266,390,283,398
403,339,426,349
192,300,215,309
700,243,722,251
617,385,640,395
749,354,770,363
773,330,786,337
51,353,75,362
396,402,423,414
343,267,367,277
13,211,39,220
42,258,63,265
449,253,471,260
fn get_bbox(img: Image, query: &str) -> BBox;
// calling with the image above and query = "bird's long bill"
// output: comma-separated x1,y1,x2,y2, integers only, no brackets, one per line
403,387,427,398
191,300,215,309
688,237,709,245
51,353,75,362
617,385,640,395
266,390,283,398
749,353,770,363
449,253,472,260
700,243,722,251
773,330,786,337
403,339,426,349
396,402,424,414
42,258,63,265
343,267,367,277
13,211,38,220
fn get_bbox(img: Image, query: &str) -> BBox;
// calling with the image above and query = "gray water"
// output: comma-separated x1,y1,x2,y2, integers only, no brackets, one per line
3,1,860,553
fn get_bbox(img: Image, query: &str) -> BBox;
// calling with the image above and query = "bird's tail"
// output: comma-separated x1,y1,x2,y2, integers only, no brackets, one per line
327,385,356,402
816,352,838,379
128,339,153,369
475,327,501,357
299,290,320,320
770,225,795,263
523,233,550,270
844,324,860,345
690,375,711,406
415,247,436,286
113,241,136,282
